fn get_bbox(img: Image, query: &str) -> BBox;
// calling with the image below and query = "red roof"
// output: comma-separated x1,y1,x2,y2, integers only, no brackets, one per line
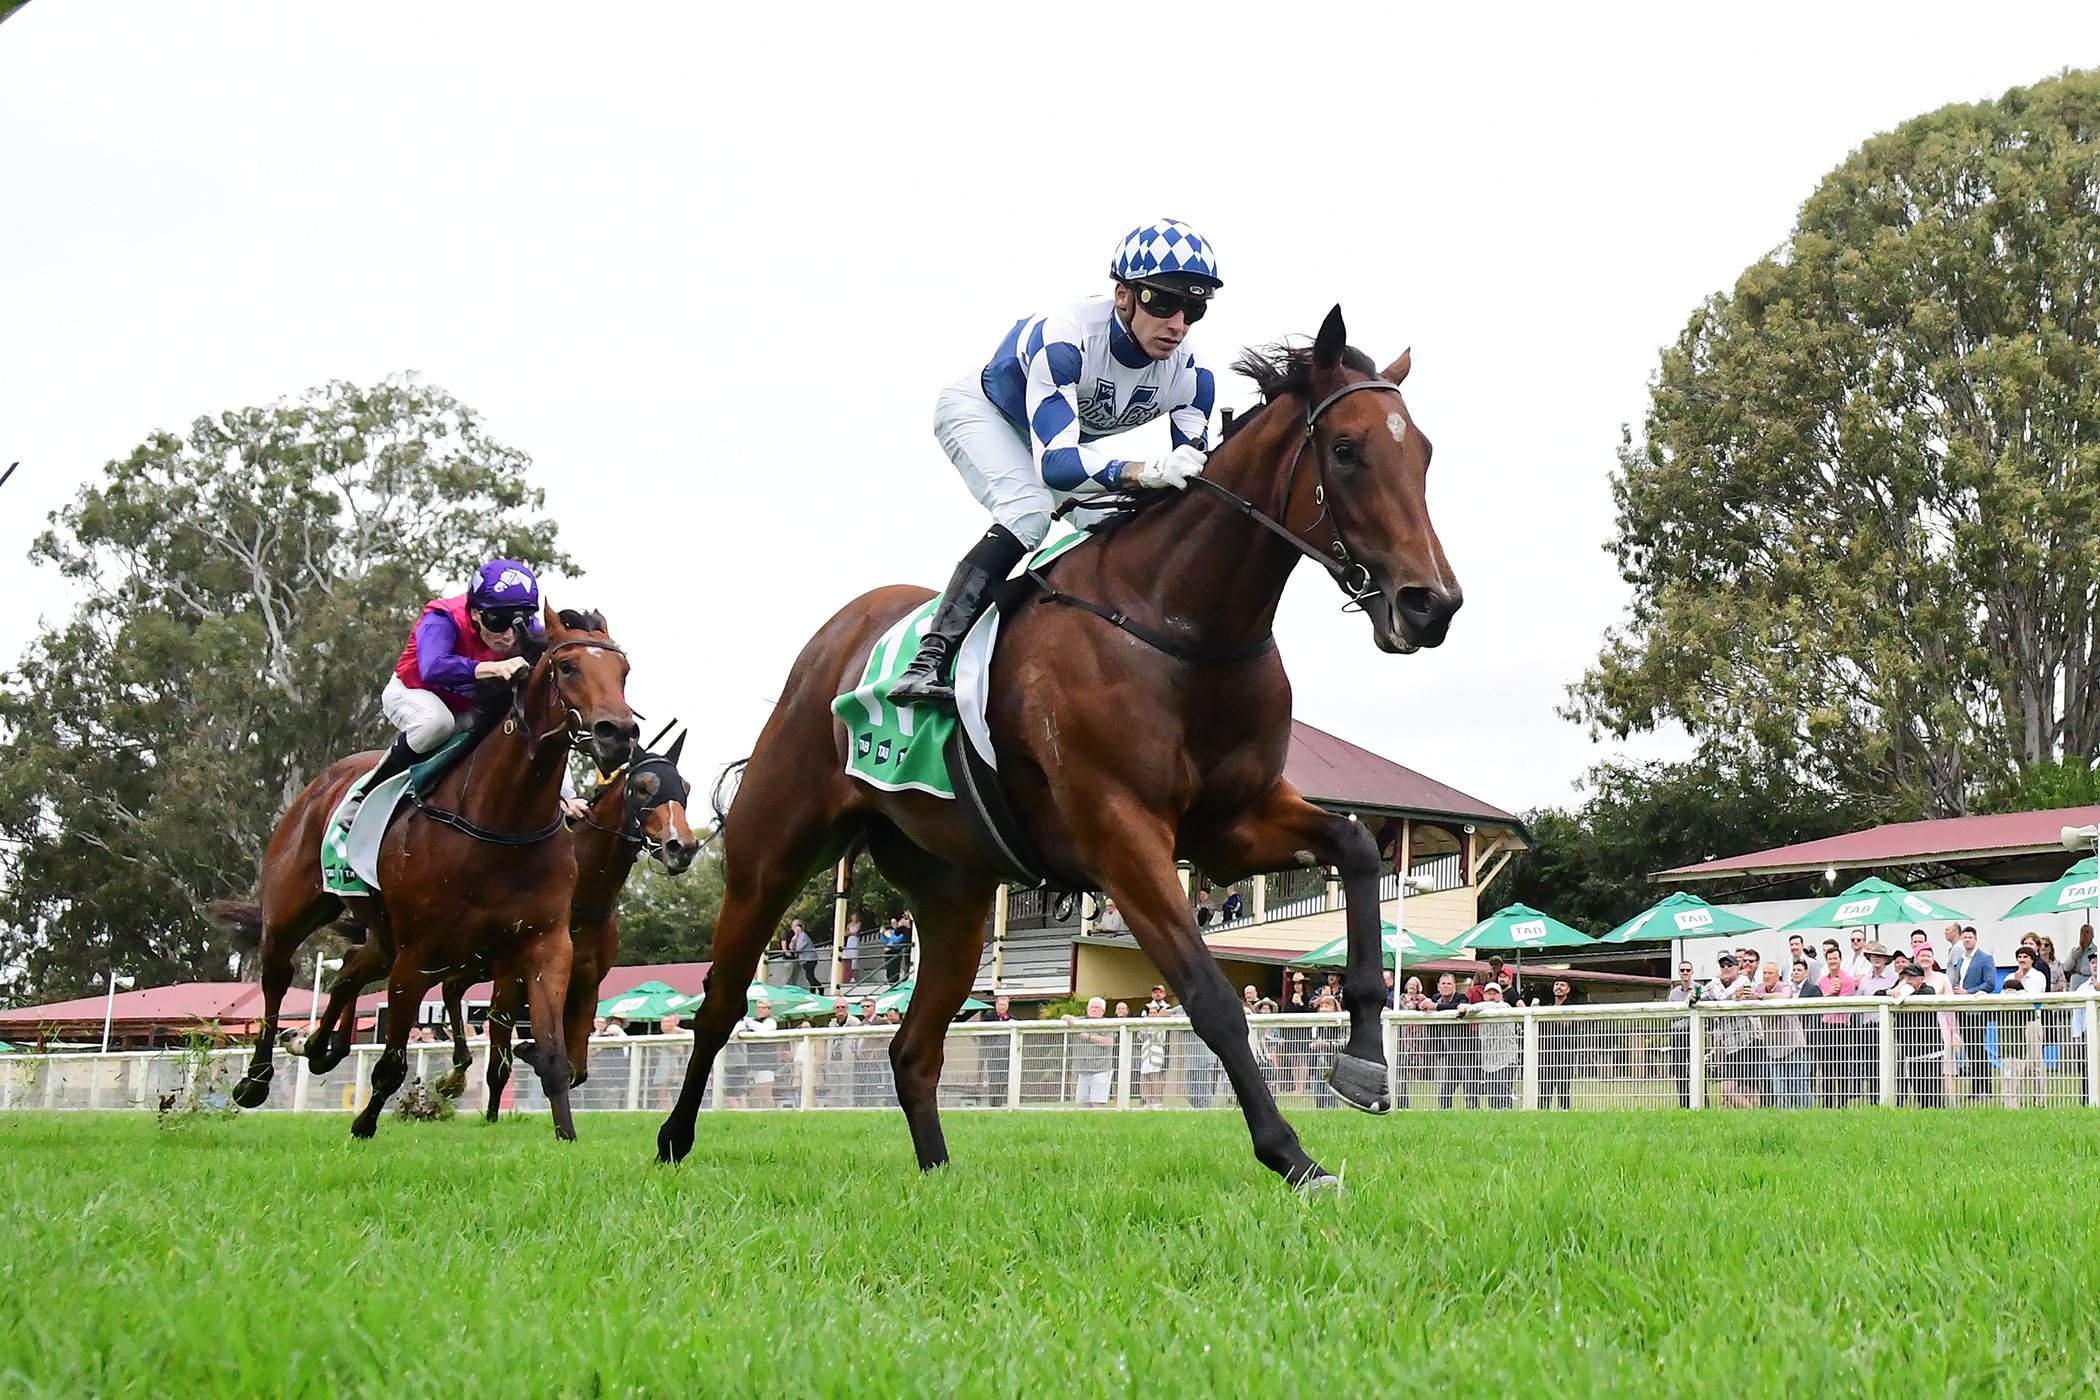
1661,805,2100,881
1284,721,1520,828
0,981,329,1032
360,960,713,1012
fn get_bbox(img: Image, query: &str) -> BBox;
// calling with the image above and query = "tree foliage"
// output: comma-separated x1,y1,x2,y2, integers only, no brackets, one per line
1576,70,2100,818
0,376,571,1004
1485,752,1884,935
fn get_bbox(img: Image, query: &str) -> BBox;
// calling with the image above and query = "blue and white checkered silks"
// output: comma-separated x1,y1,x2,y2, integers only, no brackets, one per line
1109,218,1221,286
978,296,1216,494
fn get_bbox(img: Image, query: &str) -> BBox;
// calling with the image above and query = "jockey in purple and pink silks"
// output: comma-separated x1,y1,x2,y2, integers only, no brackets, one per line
350,559,584,819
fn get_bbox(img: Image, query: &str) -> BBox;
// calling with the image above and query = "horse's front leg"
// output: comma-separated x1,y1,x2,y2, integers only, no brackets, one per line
1078,799,1329,1191
517,928,577,1141
1197,781,1391,1114
432,974,475,1100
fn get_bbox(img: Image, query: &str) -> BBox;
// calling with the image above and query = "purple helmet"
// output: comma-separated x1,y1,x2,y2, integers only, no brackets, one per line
468,559,539,609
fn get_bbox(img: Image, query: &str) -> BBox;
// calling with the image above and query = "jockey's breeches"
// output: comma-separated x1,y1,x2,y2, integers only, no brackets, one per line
934,375,1054,549
381,676,466,753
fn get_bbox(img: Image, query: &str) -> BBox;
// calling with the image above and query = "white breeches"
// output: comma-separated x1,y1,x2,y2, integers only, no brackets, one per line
381,676,466,753
934,374,1055,549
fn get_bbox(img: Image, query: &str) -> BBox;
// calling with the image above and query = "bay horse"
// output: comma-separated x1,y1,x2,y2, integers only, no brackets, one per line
221,605,638,1139
659,307,1460,1190
429,736,698,1114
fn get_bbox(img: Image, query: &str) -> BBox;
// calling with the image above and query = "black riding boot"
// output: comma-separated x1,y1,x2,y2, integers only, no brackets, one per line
888,524,1029,707
342,733,419,823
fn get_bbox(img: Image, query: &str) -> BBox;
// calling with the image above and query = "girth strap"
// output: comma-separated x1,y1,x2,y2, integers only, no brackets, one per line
1022,563,1277,665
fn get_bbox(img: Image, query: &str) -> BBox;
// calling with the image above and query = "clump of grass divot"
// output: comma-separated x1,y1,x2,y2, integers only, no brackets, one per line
392,1075,458,1122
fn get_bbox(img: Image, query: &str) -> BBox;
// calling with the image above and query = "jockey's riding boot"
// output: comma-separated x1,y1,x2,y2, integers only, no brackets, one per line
887,524,1028,708
342,733,418,825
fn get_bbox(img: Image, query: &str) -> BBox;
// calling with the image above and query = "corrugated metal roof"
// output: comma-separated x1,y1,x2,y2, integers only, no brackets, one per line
0,981,327,1030
1283,720,1520,827
1661,805,2100,881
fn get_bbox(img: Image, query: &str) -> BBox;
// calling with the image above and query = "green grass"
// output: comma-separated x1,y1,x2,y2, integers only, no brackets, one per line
3,1109,2099,1398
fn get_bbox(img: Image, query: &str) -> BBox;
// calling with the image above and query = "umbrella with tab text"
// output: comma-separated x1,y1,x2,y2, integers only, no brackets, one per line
1778,877,1971,933
2002,858,2100,922
1598,891,1767,945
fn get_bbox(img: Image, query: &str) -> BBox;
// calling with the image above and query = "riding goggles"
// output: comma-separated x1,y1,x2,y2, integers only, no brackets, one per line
1132,283,1209,324
478,607,534,634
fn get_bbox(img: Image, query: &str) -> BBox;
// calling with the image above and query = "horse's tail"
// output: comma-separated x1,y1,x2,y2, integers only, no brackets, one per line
208,898,264,951
709,758,750,831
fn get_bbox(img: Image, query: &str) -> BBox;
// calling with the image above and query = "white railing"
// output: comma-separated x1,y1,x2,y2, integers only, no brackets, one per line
6,993,2094,1114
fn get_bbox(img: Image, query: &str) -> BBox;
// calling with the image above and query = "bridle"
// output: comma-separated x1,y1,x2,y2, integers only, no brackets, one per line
407,633,631,847
1187,375,1402,613
574,753,689,858
1026,375,1402,662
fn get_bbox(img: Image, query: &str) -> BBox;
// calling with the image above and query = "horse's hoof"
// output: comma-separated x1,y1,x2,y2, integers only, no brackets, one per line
1296,1171,1344,1201
230,1073,272,1109
349,1115,378,1140
1328,1053,1391,1115
432,1067,467,1099
656,1122,692,1165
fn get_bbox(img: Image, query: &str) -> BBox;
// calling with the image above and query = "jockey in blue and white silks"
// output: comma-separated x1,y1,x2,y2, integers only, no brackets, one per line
888,218,1224,707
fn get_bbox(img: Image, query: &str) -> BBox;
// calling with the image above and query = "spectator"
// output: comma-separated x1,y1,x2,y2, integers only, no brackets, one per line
734,996,779,1110
979,991,1016,1105
1704,953,1745,1004
1220,887,1244,924
601,1015,629,1039
2039,937,2066,992
1309,992,1342,1107
1474,984,1520,1109
1667,959,1699,1108
2061,924,2097,988
1114,1000,1130,1019
1907,944,1960,1104
1241,984,1259,1014
1710,976,1763,1109
592,1015,609,1035
1538,978,1577,1110
1282,971,1315,1095
1467,956,1506,1005
1756,960,1811,1109
1135,1004,1169,1109
1842,929,1872,982
1790,958,1817,993
1946,924,1996,1104
1882,959,1945,1107
1907,928,1931,961
1737,948,1762,988
1383,969,1397,1009
839,914,860,988
1147,984,1170,1015
1249,997,1280,1088
1858,943,1899,998
1063,997,1115,1108
1194,888,1216,928
1786,934,1814,971
784,919,819,992
1320,971,1345,1008
1812,948,1858,1107
1096,898,1128,933
882,917,910,986
1395,975,1433,1110
1494,963,1519,1006
853,995,888,1106
1429,972,1474,1109
1999,945,2049,1109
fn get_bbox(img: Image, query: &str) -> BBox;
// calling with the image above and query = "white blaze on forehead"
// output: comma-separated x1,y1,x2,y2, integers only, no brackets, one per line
1386,411,1406,443
587,646,604,655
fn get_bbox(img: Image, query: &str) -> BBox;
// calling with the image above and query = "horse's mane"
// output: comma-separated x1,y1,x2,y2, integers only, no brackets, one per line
1222,340,1380,441
557,608,608,634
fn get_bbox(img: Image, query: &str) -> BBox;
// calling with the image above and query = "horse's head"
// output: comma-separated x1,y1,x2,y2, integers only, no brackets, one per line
624,731,697,874
536,604,639,773
1242,306,1462,653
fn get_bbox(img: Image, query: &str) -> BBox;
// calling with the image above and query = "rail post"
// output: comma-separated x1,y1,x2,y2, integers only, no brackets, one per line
626,1042,644,1111
1687,1008,1705,1109
1877,1003,1896,1107
710,1044,727,1113
1382,1014,1399,1108
1116,1025,1133,1109
1006,1027,1022,1109
43,1057,58,1109
294,1053,311,1113
1519,1009,1539,1111
801,1037,817,1111
2085,993,2100,1107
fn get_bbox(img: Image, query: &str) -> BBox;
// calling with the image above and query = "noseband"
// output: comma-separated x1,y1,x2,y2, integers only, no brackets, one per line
531,636,630,750
575,754,690,857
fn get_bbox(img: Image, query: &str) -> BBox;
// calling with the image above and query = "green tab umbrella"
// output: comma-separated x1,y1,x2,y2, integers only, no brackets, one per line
597,980,688,1021
2003,858,2100,920
1455,903,1595,952
1598,891,1767,945
1778,877,1971,932
871,979,990,1016
1298,921,1466,968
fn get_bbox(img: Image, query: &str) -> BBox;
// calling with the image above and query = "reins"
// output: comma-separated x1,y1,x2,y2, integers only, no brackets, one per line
1024,375,1402,660
410,633,629,847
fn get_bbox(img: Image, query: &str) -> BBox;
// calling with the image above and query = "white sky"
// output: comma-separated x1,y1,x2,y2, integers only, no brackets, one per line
2,2,2096,817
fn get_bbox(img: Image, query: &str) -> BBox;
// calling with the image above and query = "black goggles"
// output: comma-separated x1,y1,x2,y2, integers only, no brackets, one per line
1132,283,1209,324
478,607,533,634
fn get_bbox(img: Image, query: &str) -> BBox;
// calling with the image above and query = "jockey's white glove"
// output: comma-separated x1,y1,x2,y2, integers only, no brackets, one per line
1127,444,1207,490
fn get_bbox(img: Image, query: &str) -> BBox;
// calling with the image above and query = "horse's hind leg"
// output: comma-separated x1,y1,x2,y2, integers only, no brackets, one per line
350,959,430,1139
433,974,474,1099
482,974,521,1123
232,896,337,1108
294,929,388,1073
865,827,995,1169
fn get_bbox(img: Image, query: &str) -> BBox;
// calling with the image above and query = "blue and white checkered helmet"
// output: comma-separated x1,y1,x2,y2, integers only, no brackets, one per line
1109,218,1222,293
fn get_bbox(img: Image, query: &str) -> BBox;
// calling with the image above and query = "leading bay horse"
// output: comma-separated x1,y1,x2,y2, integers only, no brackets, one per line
222,605,638,1139
660,307,1459,1190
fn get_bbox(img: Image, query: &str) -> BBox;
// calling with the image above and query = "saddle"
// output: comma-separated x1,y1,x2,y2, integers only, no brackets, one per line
319,728,480,897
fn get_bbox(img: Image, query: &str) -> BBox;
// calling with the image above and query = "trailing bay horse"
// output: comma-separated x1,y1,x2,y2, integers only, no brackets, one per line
430,735,697,1114
659,307,1460,1190
220,605,638,1138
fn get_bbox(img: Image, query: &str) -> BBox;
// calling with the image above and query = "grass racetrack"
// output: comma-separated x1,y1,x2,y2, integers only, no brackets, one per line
4,1109,2098,1397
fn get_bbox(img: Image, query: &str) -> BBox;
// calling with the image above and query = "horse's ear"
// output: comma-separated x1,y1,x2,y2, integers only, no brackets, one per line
541,601,563,636
665,731,686,766
1313,305,1347,370
1382,349,1412,385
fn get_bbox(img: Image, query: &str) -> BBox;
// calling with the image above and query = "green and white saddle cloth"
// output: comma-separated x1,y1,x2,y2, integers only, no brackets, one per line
832,528,1088,799
319,731,475,897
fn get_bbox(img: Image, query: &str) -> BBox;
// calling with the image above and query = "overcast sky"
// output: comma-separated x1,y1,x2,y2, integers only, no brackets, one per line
3,2,2097,817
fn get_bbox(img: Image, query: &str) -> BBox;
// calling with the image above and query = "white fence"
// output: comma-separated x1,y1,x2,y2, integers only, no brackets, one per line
5,993,2097,1115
